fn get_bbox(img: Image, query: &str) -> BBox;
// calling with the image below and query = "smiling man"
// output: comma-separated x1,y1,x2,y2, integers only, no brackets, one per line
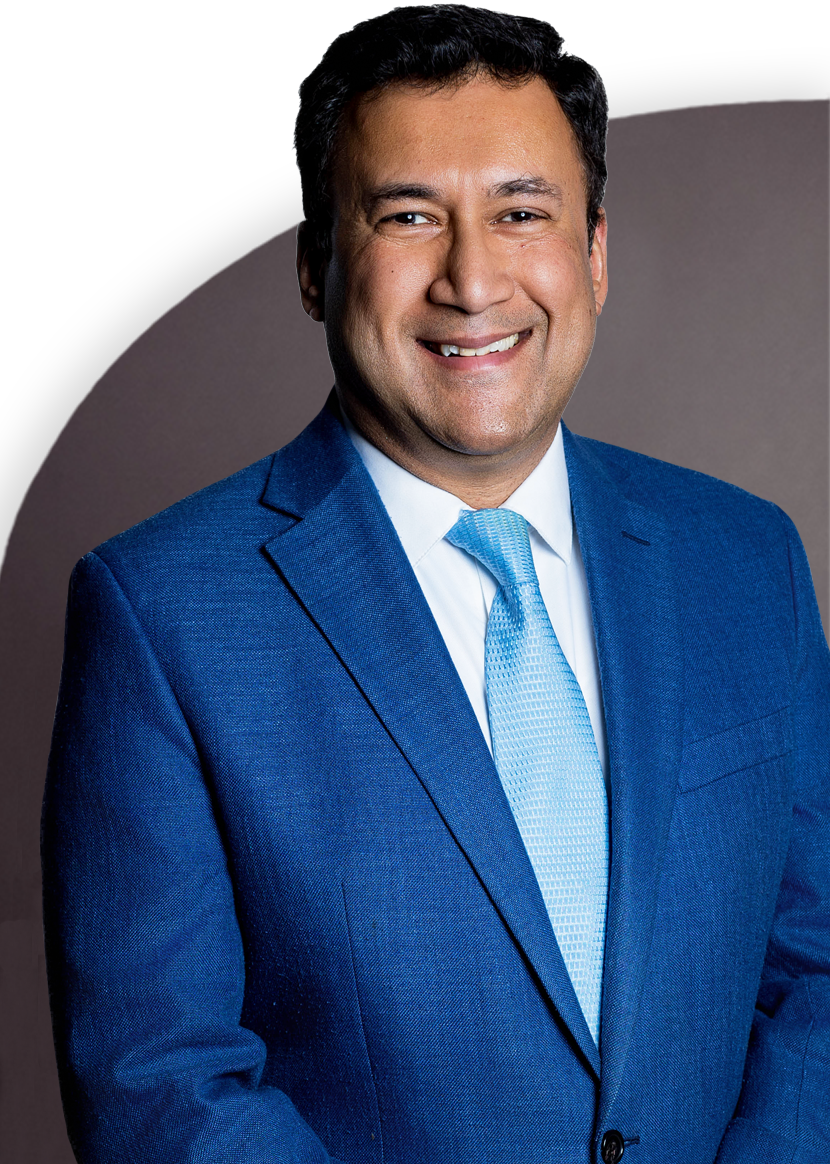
43,6,829,1164
305,72,606,507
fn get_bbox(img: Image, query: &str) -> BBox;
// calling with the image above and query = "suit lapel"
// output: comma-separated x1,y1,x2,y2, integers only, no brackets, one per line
564,427,683,1114
261,406,601,1076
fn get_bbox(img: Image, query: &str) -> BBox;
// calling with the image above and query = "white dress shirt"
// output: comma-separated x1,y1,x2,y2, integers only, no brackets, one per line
347,422,609,780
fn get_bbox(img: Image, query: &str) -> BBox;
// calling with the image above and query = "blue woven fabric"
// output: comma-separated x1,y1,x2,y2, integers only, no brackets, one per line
43,408,830,1161
446,508,609,1043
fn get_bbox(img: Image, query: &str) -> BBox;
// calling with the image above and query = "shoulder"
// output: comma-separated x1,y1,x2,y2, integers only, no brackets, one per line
88,454,284,580
565,428,790,545
86,404,355,586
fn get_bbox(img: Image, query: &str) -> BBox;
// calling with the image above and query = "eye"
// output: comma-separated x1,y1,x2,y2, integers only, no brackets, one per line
500,209,543,223
385,211,432,225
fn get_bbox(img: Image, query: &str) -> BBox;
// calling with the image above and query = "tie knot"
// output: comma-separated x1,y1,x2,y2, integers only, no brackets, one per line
445,508,537,591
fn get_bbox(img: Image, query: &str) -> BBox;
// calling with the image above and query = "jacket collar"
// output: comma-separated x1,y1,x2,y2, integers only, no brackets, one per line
563,426,683,1116
346,416,574,568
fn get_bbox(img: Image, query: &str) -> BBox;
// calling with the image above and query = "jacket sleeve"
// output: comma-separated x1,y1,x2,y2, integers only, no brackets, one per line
42,551,345,1164
716,510,830,1161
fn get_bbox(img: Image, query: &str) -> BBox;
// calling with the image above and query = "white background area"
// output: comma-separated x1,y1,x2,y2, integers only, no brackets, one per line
1,0,828,566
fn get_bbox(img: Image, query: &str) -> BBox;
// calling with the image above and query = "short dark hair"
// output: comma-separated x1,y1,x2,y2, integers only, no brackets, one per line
295,4,608,255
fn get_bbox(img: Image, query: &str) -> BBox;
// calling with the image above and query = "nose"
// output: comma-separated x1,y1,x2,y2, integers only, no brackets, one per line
428,223,514,314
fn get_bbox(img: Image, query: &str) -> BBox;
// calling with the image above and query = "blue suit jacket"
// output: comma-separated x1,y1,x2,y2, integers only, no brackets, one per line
43,405,830,1163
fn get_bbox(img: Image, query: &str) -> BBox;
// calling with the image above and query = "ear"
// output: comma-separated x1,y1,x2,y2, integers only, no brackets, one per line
297,222,326,322
589,208,608,316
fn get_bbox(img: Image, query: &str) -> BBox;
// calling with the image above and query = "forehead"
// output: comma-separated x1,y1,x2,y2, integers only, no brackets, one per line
334,74,586,202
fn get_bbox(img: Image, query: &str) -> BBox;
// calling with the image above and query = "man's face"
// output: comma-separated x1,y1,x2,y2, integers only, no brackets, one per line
302,74,607,475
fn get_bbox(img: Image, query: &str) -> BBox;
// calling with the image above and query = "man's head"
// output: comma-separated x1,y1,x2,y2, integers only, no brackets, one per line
295,5,609,505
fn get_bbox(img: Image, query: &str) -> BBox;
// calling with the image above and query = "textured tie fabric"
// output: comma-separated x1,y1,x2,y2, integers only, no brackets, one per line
446,508,609,1044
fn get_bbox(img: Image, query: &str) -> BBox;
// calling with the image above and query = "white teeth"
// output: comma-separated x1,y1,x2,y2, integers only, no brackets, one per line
438,333,520,357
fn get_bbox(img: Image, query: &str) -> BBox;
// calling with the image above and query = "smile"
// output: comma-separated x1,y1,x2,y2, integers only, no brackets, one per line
421,331,528,358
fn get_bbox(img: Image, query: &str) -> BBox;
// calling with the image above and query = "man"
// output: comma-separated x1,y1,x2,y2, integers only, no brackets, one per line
42,6,829,1163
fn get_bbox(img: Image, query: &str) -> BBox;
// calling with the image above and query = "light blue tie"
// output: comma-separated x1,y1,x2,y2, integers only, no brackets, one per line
446,508,609,1044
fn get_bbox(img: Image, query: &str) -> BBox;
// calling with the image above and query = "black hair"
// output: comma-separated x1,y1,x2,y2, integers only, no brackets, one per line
295,4,608,255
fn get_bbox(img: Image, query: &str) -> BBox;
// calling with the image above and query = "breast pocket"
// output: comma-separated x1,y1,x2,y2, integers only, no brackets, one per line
678,706,792,794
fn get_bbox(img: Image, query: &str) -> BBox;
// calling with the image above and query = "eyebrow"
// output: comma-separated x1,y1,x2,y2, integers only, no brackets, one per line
363,176,564,216
488,176,564,201
363,184,439,215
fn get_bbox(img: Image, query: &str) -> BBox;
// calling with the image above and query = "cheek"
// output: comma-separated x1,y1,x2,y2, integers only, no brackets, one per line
349,247,433,329
517,243,594,320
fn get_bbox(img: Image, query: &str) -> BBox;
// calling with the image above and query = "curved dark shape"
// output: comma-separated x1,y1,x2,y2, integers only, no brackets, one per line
21,52,828,561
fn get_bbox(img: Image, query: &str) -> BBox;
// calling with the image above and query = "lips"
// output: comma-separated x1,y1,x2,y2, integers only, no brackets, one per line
420,329,531,358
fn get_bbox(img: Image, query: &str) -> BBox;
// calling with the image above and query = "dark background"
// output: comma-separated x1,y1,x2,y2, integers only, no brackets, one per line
1,102,827,1159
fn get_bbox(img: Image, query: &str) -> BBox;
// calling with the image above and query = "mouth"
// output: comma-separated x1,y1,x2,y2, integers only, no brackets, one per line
419,329,530,358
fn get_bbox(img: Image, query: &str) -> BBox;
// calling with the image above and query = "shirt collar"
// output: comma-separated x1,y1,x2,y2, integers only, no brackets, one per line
346,418,573,568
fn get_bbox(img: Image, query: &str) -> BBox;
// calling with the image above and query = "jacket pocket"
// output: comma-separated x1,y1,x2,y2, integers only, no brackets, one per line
678,706,792,793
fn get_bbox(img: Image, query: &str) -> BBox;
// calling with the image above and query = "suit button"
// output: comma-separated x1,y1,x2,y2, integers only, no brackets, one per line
601,1130,625,1163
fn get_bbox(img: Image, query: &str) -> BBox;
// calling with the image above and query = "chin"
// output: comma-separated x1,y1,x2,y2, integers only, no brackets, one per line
428,415,539,459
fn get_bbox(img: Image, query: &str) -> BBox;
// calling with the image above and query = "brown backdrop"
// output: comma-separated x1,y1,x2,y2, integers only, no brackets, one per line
1,101,827,1160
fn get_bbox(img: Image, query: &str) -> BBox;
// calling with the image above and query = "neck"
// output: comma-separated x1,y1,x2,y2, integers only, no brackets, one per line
338,397,560,510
